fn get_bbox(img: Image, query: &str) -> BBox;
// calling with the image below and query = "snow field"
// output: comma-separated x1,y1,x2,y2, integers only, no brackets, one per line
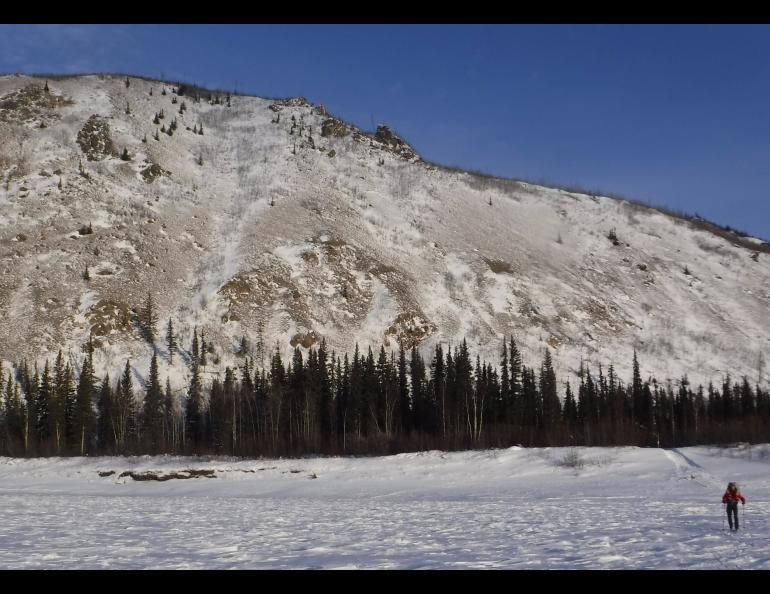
0,444,768,569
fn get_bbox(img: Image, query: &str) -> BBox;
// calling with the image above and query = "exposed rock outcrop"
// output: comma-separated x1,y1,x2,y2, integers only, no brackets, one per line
77,115,115,161
373,125,418,160
321,117,349,138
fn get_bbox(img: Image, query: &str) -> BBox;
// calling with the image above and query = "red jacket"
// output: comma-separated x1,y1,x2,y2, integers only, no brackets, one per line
723,490,746,504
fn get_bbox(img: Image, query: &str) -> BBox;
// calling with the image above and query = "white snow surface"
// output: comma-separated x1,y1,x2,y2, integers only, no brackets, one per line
1,444,768,569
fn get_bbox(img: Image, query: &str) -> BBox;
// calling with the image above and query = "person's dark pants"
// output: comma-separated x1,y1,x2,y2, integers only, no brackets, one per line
726,502,739,530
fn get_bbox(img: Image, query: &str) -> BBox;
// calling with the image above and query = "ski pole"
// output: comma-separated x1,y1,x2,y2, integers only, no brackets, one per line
723,504,726,531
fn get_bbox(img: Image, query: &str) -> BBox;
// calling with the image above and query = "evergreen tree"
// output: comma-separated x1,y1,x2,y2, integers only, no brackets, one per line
238,335,249,358
707,381,722,424
61,363,76,451
499,340,510,425
3,372,24,450
74,345,97,454
37,361,52,445
96,373,113,452
631,350,644,423
186,362,206,448
166,319,177,364
10,380,26,451
522,366,541,436
444,346,457,438
431,344,446,438
317,339,332,440
397,342,410,434
740,377,756,417
0,370,6,443
140,292,159,343
722,374,734,421
268,345,287,447
347,345,362,439
640,381,655,442
288,347,305,447
361,347,377,437
209,377,227,451
50,351,68,452
200,331,208,366
336,354,350,447
470,356,486,442
21,362,39,450
191,327,200,368
117,360,136,451
509,336,523,425
143,352,164,450
410,346,429,434
563,382,578,427
455,339,474,440
164,377,176,451
540,349,560,428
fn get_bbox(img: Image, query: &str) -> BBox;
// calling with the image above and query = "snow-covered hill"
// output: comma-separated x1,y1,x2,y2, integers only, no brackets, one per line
1,73,768,391
0,445,768,568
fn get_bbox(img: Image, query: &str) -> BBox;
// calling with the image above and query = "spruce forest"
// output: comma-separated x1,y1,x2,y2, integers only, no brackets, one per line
1,328,768,457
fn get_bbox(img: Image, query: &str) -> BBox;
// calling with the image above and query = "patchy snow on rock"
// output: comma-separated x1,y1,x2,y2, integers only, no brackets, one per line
113,239,136,253
0,73,768,392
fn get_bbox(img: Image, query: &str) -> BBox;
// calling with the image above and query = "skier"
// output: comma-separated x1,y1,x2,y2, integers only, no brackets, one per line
722,482,746,531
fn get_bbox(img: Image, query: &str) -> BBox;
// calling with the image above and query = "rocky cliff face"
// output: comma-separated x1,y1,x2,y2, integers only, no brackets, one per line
0,74,768,389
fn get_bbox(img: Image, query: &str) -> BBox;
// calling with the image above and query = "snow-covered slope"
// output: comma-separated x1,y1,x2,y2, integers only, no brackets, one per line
1,74,768,390
0,445,768,568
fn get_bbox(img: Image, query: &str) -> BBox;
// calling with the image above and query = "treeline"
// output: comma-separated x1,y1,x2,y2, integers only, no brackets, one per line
1,336,769,457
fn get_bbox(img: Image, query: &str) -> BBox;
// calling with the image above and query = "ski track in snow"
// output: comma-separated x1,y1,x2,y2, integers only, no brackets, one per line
1,446,769,569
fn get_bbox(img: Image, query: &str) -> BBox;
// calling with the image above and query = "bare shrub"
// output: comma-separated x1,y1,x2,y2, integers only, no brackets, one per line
557,448,585,469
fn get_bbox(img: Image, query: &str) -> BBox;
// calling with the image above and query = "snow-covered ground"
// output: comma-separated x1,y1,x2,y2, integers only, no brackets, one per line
1,445,768,569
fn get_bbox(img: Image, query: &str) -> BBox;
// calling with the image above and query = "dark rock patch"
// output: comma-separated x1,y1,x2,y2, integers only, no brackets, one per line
77,115,115,161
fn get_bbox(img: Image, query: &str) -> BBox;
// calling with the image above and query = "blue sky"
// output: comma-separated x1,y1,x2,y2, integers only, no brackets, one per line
2,24,769,240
